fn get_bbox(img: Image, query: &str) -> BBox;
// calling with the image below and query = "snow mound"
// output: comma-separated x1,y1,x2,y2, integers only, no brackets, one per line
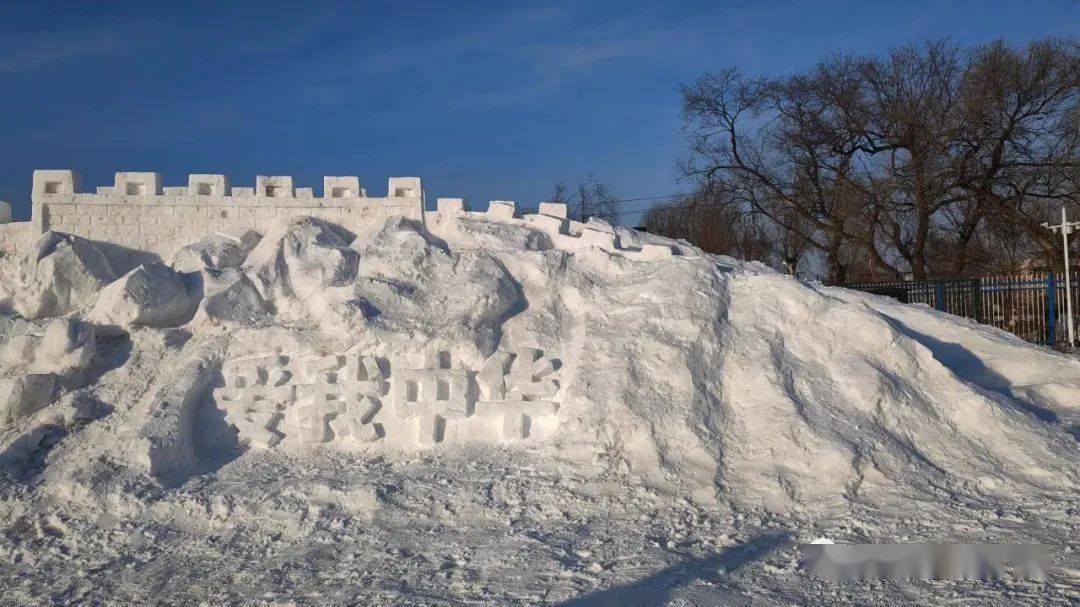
246,217,360,318
0,374,57,428
88,262,201,334
171,231,259,273
1,318,96,375
192,267,268,328
822,284,1080,428
715,274,1076,512
1,212,1077,522
0,232,116,319
347,218,520,353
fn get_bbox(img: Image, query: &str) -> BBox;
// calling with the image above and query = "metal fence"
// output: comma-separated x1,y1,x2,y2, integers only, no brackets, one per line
843,273,1080,347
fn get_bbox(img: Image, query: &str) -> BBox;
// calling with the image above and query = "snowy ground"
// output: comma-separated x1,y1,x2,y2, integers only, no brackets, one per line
2,448,1077,605
1,211,1078,605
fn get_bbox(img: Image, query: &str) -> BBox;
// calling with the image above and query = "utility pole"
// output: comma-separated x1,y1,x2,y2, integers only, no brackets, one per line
1043,207,1080,348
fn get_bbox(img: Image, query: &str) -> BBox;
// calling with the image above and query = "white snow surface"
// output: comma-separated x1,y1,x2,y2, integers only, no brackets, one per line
0,213,1077,605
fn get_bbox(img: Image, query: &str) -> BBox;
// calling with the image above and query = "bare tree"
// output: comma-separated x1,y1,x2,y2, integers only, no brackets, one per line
548,174,619,223
675,37,1080,282
680,62,898,283
550,182,571,206
643,183,789,269
955,38,1080,266
573,174,618,223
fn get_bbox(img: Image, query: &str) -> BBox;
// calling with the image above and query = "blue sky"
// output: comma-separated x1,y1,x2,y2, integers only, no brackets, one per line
1,1,1077,223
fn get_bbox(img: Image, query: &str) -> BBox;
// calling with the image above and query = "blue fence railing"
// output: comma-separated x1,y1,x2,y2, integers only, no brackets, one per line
843,273,1080,347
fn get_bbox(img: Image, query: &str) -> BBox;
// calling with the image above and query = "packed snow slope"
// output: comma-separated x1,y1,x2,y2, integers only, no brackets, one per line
1,212,1078,512
0,210,1078,603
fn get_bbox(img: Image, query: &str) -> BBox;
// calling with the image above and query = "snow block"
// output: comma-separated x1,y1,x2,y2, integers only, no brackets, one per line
188,174,230,196
538,202,568,218
388,177,422,199
437,198,467,217
581,227,618,250
324,176,362,199
0,200,11,224
638,244,676,261
529,213,567,235
256,175,294,198
33,170,80,195
487,201,517,221
115,172,162,196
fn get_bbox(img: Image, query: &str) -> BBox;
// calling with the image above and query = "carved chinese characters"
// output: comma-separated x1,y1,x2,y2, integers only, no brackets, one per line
213,348,560,448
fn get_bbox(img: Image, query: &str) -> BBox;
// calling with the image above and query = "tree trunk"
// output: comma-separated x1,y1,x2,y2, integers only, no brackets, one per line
826,223,847,284
910,154,931,280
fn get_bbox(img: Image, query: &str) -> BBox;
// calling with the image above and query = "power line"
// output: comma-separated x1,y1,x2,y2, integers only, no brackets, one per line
600,193,693,205
518,192,693,215
556,192,692,209
517,194,751,223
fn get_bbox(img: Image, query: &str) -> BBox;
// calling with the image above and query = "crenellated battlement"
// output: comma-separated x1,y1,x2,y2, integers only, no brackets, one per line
31,170,426,261
427,198,679,262
32,170,421,201
25,169,681,267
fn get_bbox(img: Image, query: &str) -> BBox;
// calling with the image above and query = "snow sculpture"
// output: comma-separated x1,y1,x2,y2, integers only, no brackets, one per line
24,168,679,267
213,348,561,449
215,355,294,448
426,198,684,261
476,348,559,440
296,353,387,444
391,352,470,444
30,170,425,260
